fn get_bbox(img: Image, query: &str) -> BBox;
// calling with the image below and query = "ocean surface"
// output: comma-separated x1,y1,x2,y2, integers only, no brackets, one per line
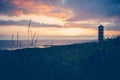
0,39,95,50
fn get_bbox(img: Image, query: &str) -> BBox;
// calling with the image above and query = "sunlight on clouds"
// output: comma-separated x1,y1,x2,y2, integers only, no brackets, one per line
58,28,85,36
0,25,96,39
75,20,99,24
74,19,113,26
32,15,65,25
29,27,96,37
12,0,73,20
0,15,65,25
62,0,65,3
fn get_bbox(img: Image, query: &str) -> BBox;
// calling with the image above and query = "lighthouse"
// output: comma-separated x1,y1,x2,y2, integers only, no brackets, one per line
98,25,104,42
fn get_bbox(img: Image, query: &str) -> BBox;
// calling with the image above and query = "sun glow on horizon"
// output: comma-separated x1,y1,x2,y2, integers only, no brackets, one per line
0,25,97,40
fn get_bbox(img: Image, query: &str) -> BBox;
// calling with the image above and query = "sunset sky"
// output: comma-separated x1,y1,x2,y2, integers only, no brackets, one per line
0,0,120,40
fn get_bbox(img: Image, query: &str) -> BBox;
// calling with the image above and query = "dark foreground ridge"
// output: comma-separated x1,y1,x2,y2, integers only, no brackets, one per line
0,37,120,80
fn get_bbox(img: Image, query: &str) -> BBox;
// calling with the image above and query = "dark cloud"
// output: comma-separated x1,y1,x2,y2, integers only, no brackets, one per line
0,0,31,16
0,0,18,16
0,34,8,37
65,0,120,21
107,26,120,31
0,20,62,27
106,23,120,31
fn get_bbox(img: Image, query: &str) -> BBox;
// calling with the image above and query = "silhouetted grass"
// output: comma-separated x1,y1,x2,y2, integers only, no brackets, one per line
30,32,37,46
28,19,32,46
10,34,14,48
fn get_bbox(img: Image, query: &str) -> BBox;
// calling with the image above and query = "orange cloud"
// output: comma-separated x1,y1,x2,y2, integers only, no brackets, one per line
12,0,73,20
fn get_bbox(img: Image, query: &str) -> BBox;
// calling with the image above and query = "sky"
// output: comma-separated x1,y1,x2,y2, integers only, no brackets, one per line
0,0,120,40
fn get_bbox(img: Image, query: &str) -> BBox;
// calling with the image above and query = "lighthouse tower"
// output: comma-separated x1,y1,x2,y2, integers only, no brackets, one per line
98,25,104,42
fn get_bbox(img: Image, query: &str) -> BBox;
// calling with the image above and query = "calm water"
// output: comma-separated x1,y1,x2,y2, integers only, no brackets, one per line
0,39,93,50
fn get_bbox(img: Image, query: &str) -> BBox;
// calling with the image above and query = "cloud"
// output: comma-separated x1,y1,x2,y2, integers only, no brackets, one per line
64,18,120,31
64,22,96,29
0,0,18,16
0,34,8,37
0,0,120,31
0,0,72,20
65,0,120,21
0,20,62,27
1,0,120,21
106,23,120,31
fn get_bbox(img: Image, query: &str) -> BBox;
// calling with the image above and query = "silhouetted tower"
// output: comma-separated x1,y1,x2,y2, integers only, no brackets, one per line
98,25,104,42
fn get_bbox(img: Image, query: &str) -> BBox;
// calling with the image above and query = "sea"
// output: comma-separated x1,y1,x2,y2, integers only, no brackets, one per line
0,39,95,50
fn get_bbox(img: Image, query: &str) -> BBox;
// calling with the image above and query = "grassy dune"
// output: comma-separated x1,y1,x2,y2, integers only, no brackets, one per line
0,37,120,80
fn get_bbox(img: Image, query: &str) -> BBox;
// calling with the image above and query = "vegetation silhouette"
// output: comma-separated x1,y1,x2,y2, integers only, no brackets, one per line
0,36,120,80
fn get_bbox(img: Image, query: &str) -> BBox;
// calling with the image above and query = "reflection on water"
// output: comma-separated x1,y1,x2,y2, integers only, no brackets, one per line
0,39,93,50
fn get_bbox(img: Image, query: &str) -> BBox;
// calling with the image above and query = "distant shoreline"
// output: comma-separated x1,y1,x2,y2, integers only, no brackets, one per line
0,39,96,50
